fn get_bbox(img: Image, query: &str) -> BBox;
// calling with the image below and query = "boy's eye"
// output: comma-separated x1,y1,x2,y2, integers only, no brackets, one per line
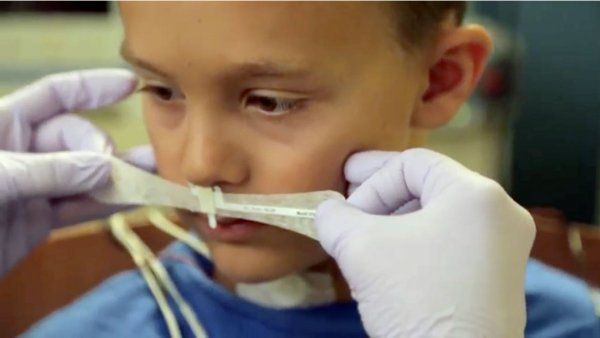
243,90,304,116
138,85,182,102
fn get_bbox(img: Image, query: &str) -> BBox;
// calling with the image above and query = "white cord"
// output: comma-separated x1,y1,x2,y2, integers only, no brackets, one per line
147,210,210,258
108,213,208,338
108,214,182,338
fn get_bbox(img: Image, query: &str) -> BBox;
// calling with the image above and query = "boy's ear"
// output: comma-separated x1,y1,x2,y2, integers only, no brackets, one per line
412,24,492,129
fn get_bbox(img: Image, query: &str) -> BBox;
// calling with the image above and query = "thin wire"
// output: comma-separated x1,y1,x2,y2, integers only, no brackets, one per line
110,213,209,337
108,214,182,338
147,209,210,257
109,213,208,337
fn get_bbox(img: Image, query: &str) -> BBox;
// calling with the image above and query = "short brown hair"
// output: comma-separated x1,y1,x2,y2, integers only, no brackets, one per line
388,2,467,50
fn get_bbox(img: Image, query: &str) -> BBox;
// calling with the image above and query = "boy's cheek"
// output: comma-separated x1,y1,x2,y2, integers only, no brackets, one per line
144,105,378,195
252,139,351,195
145,129,193,188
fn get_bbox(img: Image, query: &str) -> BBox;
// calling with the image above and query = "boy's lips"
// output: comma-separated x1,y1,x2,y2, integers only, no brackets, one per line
192,214,267,242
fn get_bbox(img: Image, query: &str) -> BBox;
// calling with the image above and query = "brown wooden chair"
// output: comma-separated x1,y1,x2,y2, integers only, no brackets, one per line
0,209,176,338
529,207,600,287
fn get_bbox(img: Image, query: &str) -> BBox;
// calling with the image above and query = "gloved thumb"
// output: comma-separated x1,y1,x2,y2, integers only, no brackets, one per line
345,149,470,215
0,151,110,203
315,198,376,258
120,145,156,172
34,114,156,172
1,69,136,125
33,113,114,154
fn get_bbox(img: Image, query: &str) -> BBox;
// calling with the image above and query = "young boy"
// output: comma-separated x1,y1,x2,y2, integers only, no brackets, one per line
23,2,599,337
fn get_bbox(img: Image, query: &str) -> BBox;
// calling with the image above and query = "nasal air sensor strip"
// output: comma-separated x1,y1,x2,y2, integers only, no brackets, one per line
91,157,344,239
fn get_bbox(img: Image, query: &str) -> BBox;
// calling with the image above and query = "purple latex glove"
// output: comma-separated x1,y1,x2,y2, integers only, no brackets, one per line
0,69,154,276
315,149,535,338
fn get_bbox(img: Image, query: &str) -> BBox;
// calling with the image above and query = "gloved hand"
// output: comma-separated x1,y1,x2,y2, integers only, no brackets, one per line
316,149,535,338
0,69,154,276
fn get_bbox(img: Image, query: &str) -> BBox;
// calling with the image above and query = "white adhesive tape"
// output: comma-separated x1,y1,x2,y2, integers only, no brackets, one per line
190,185,217,228
91,156,345,239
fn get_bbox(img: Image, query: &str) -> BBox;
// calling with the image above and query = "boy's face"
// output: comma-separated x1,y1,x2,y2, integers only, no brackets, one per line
120,2,428,283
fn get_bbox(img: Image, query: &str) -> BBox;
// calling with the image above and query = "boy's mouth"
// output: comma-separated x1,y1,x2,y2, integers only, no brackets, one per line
192,214,267,243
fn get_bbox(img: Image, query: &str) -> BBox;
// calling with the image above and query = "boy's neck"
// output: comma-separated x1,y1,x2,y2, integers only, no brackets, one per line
213,258,352,303
307,258,352,302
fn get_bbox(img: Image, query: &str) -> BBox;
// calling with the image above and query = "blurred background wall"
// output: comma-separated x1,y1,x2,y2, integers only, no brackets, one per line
0,1,146,150
493,2,600,223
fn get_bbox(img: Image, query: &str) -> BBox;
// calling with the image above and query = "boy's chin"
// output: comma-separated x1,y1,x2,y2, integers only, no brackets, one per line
208,241,330,285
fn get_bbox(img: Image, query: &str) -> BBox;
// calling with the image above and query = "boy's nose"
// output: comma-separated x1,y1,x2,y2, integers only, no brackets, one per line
180,115,249,189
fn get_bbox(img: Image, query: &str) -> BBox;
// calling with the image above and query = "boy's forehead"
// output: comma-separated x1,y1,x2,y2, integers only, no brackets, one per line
119,2,389,36
119,2,398,78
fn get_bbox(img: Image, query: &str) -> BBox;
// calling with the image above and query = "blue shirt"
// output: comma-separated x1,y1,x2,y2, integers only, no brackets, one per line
525,261,599,337
24,242,600,338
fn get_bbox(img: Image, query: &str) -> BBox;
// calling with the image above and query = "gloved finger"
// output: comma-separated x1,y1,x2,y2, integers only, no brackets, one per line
0,151,110,203
52,195,134,228
32,113,114,154
391,199,421,215
34,113,156,172
344,150,398,185
349,184,421,214
120,145,156,172
346,148,468,215
49,145,155,227
0,69,136,125
315,199,378,257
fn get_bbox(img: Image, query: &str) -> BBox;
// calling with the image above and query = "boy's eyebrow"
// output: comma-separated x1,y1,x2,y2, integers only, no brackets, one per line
120,41,313,81
223,61,313,79
120,42,171,79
